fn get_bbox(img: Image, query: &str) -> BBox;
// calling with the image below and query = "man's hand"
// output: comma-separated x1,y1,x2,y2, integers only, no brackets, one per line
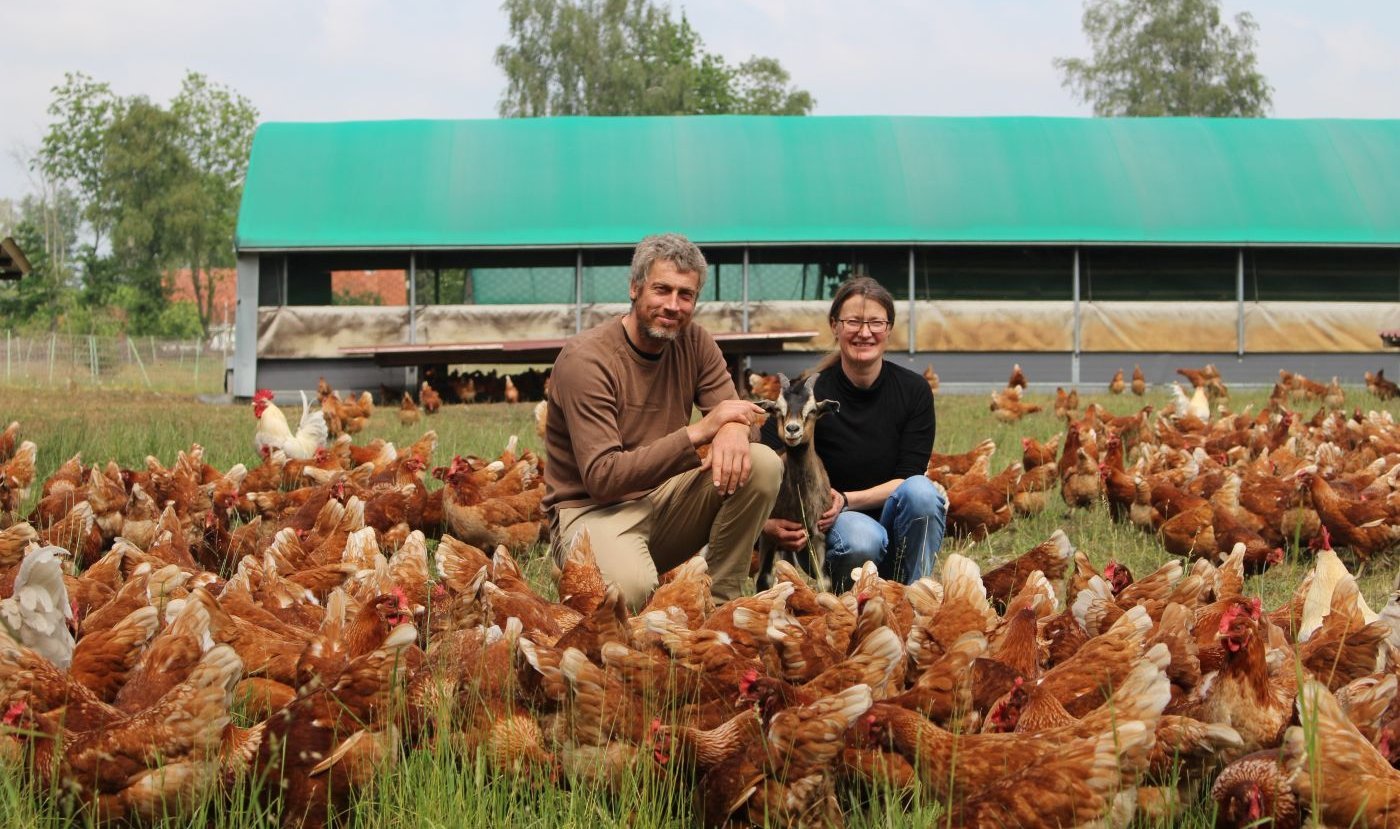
762,518,808,552
816,488,842,532
687,399,763,447
703,422,751,495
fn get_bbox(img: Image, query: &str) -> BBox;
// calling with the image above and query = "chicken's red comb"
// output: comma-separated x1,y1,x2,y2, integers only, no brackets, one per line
650,718,662,736
1,701,26,725
253,389,274,401
1218,604,1242,633
1249,596,1262,619
738,667,760,695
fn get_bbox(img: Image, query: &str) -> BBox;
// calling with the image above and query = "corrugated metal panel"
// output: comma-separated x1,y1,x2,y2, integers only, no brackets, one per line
235,116,1400,251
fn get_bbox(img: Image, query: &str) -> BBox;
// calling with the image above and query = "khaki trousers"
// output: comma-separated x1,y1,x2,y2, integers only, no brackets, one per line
554,443,781,609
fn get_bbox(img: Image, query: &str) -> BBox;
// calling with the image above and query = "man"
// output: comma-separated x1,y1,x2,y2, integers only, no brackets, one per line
544,233,782,608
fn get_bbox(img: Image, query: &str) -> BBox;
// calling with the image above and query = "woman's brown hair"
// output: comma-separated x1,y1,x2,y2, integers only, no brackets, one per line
811,275,897,374
827,275,895,326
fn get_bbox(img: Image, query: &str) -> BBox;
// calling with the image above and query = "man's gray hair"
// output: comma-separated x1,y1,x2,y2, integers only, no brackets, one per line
630,233,708,292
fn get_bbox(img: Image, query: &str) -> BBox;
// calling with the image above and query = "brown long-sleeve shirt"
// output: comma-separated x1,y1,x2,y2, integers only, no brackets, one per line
543,317,737,512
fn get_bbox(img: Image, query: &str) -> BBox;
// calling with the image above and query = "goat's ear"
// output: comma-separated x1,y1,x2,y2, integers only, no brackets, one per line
815,399,840,417
776,373,791,392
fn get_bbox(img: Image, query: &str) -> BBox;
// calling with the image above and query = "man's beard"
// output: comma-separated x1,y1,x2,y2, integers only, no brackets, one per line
644,324,680,342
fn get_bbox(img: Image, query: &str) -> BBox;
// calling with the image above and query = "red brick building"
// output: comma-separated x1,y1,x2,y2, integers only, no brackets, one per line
168,268,407,321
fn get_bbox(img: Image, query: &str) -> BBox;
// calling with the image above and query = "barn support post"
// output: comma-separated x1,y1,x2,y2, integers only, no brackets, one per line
408,252,417,345
1236,248,1245,358
406,253,418,390
231,253,260,398
742,247,750,334
1071,247,1081,387
574,250,584,334
907,247,915,355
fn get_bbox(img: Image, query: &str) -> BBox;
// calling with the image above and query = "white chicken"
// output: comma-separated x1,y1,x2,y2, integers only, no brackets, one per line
0,546,75,669
252,389,329,460
1169,382,1211,421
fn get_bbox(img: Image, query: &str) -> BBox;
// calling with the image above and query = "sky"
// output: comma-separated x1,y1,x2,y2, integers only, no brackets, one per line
3,0,1398,202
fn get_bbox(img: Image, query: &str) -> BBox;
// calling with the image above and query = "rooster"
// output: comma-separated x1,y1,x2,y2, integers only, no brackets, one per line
252,390,328,461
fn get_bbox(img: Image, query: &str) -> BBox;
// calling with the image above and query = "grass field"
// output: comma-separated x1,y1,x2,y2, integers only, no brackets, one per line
0,381,1395,827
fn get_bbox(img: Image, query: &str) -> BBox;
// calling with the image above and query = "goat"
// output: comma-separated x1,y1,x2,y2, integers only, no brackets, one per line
755,373,839,591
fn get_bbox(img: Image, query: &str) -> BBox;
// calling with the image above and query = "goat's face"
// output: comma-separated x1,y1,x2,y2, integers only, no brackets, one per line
757,373,839,448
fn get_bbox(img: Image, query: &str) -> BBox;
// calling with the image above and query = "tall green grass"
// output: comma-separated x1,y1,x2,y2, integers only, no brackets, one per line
0,383,1395,826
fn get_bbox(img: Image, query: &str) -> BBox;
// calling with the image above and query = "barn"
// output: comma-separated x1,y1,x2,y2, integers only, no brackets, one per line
230,115,1400,397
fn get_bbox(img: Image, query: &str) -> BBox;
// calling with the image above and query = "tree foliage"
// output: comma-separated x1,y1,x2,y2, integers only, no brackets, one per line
33,70,257,336
1054,0,1272,117
495,0,813,117
37,73,123,249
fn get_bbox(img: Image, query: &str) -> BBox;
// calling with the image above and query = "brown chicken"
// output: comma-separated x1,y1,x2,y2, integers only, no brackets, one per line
1053,386,1080,420
67,605,159,703
951,721,1155,829
1300,468,1400,559
862,692,1156,803
1060,446,1102,509
113,594,216,712
1131,363,1147,395
922,364,939,395
989,385,1041,423
256,624,418,829
927,438,996,476
1295,679,1400,828
980,529,1072,605
1175,599,1294,754
419,381,443,414
1108,368,1125,394
1211,727,1307,829
1366,368,1399,400
398,392,421,426
5,645,242,824
1019,434,1060,470
746,372,782,402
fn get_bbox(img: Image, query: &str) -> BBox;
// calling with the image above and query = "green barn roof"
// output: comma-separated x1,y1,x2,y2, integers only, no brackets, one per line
234,115,1400,251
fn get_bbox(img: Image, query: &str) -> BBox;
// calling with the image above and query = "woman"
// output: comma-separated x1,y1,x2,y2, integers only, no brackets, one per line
760,276,946,589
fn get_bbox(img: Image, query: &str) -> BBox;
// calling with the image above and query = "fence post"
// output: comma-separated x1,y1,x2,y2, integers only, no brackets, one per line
5,329,9,384
126,336,153,390
88,336,96,382
47,333,55,385
193,337,200,387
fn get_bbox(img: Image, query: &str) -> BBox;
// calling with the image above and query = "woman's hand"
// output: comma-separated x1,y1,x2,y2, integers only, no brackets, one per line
816,488,843,532
762,518,808,552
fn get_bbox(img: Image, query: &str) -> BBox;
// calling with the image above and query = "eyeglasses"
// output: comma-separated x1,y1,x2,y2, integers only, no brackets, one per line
836,318,890,334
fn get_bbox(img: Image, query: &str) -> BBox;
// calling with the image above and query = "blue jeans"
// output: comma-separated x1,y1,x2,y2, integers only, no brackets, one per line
826,475,947,590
